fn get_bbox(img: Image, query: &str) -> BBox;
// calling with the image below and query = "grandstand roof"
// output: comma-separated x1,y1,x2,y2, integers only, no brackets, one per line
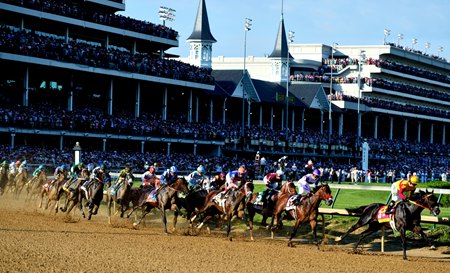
187,0,217,43
289,83,331,111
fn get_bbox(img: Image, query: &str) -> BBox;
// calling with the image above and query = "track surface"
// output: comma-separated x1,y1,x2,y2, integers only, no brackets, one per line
0,193,449,273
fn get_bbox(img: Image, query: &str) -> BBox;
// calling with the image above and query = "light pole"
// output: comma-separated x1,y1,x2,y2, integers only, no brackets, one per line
357,49,366,146
383,28,391,44
285,30,294,139
397,33,404,46
329,42,338,144
159,6,176,26
425,42,431,53
411,38,418,49
242,17,252,138
437,46,444,57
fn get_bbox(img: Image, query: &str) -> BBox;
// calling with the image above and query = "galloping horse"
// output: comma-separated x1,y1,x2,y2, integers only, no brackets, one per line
106,172,134,224
255,180,297,227
39,173,67,213
14,169,28,196
267,181,297,229
335,190,440,260
0,164,8,196
78,172,111,220
60,169,90,214
132,177,189,234
196,181,255,241
25,171,48,201
271,184,333,248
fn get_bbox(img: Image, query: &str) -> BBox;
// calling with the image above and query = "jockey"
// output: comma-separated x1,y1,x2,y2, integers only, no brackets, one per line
188,165,207,190
210,172,226,190
261,169,284,203
222,166,246,197
64,162,84,191
304,160,314,175
16,160,28,179
112,166,134,191
295,169,321,204
160,166,178,185
386,175,419,214
142,165,157,188
32,165,45,177
1,160,8,171
81,164,107,202
9,160,20,176
54,165,67,180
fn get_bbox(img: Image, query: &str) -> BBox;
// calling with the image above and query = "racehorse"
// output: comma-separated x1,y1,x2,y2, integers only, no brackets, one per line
266,181,297,229
60,169,90,214
106,172,134,224
78,172,111,220
180,186,222,229
0,164,8,196
271,184,333,248
196,181,255,241
252,181,297,228
25,171,48,201
39,173,67,213
335,190,440,260
13,170,28,196
132,177,189,234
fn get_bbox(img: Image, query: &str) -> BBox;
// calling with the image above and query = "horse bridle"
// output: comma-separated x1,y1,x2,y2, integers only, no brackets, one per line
408,194,435,212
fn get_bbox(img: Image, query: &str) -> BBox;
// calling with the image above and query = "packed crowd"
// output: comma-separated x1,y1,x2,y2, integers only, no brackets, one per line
1,0,178,40
385,42,448,64
0,26,214,84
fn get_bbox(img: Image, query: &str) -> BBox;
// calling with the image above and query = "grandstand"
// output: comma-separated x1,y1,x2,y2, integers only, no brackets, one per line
1,0,450,179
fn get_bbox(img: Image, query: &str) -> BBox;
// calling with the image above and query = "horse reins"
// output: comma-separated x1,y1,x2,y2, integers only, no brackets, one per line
408,194,434,212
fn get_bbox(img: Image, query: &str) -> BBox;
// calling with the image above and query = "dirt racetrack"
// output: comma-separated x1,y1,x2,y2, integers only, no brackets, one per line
0,193,449,273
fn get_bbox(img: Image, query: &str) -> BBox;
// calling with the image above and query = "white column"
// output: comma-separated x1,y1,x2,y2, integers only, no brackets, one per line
141,141,145,153
60,135,64,151
259,105,263,127
291,109,295,131
132,41,137,54
301,109,305,132
103,139,107,152
11,133,15,149
442,124,446,145
339,113,344,136
281,108,285,129
418,121,422,143
430,123,434,144
68,73,73,112
65,27,69,43
320,110,324,134
167,142,171,157
188,90,193,123
195,96,199,122
23,66,29,107
163,87,168,120
107,79,113,116
374,115,378,139
389,117,394,140
403,119,408,141
270,107,274,129
105,34,109,48
193,144,197,156
135,81,140,118
247,101,251,128
209,99,213,123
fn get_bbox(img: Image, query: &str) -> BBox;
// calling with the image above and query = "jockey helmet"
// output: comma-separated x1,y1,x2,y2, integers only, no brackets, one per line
238,166,246,175
197,165,205,174
59,165,65,170
2,160,7,165
170,166,177,173
21,160,27,165
307,160,313,166
220,172,226,178
312,169,321,177
149,166,155,172
276,170,284,176
38,165,44,169
100,164,106,170
410,175,419,185
16,160,21,165
125,167,131,173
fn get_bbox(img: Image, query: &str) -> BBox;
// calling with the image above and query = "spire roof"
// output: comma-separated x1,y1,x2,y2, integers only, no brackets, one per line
187,0,217,43
269,15,292,59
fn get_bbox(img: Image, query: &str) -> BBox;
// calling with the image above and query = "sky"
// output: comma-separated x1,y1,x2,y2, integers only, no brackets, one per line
118,0,450,60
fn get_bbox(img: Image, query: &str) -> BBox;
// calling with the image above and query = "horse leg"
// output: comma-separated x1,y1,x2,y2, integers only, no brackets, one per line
400,228,408,260
226,212,233,241
107,198,112,224
413,225,436,250
78,197,86,219
288,219,303,247
353,222,382,251
161,209,168,234
172,211,178,232
335,217,369,242
310,219,320,249
133,205,151,227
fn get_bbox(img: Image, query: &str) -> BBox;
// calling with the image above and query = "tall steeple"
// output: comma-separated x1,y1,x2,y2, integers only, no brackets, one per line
269,1,292,83
187,0,217,69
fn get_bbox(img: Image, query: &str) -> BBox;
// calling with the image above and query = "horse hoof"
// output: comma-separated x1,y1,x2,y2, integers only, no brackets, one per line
335,236,342,242
133,222,138,227
430,245,437,250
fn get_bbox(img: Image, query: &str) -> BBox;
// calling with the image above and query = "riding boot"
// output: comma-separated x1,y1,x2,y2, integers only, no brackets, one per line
385,201,395,214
